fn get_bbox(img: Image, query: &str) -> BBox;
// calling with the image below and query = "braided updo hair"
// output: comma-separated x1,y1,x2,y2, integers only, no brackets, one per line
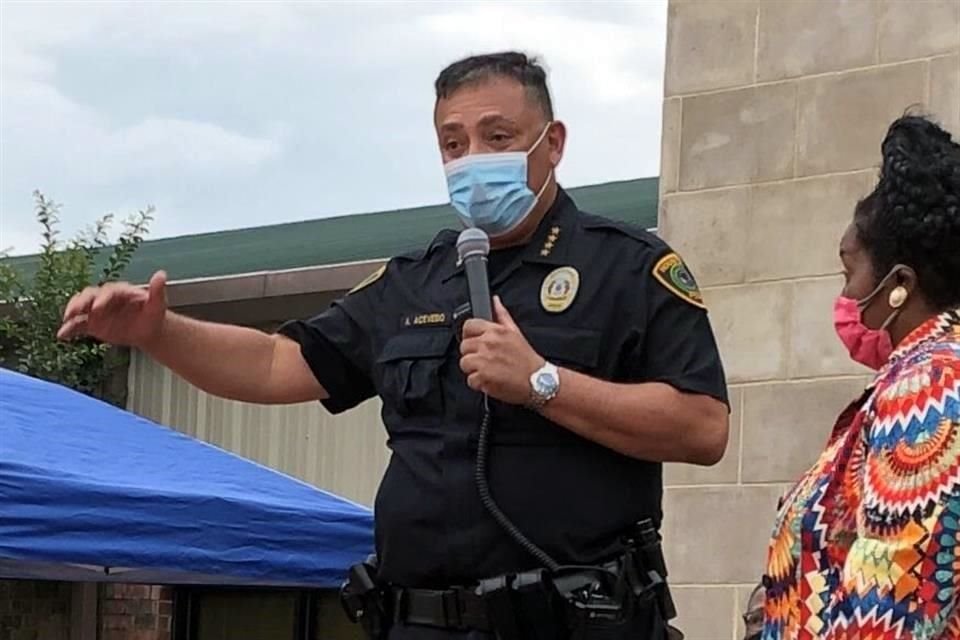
854,115,960,310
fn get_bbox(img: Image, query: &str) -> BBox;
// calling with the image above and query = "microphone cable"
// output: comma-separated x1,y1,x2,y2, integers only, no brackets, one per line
457,227,560,570
474,394,560,572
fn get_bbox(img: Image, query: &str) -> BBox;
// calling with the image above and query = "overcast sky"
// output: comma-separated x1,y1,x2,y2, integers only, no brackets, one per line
0,0,667,256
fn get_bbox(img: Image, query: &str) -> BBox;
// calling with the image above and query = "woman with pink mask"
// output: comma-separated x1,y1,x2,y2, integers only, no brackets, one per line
761,115,960,640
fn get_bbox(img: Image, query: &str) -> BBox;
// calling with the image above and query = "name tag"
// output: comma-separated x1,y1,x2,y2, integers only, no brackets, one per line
403,312,448,327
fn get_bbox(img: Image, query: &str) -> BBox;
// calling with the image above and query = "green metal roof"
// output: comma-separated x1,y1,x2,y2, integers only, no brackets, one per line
5,178,657,284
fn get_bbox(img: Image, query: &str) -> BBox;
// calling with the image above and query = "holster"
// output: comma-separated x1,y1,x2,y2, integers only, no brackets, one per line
552,559,668,640
477,518,682,640
476,569,566,640
340,555,390,640
631,518,678,625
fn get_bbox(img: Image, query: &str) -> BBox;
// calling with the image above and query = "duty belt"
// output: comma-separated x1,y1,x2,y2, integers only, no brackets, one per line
341,518,678,639
392,586,493,632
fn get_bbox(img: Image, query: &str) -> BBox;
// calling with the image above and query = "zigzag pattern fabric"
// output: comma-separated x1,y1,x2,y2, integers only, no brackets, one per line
763,309,960,640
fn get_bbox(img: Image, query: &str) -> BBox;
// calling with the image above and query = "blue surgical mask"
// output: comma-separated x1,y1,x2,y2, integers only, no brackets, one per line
444,124,553,237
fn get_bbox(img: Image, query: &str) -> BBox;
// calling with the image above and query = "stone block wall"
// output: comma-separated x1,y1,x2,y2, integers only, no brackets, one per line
658,1,959,638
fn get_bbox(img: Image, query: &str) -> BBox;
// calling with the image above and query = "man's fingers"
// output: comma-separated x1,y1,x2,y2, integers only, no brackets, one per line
146,270,168,310
462,318,495,339
460,337,481,356
89,286,120,316
91,284,148,316
90,284,137,315
459,353,482,374
466,372,484,392
62,287,97,321
57,315,89,341
493,296,520,332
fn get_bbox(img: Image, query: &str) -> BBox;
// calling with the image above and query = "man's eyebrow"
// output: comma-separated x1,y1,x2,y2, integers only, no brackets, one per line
439,116,519,133
477,114,519,128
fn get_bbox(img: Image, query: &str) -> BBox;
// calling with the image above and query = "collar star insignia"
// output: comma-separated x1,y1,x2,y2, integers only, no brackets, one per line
540,226,561,257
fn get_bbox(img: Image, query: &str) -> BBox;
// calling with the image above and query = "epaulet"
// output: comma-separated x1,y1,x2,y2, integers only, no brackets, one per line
348,228,456,295
393,228,458,263
579,212,662,248
347,263,388,295
580,213,705,309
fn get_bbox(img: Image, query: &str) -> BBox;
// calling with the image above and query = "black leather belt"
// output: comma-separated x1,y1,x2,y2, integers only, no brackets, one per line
392,586,493,632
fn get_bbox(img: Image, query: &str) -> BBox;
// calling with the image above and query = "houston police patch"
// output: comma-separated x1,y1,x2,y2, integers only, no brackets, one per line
652,253,705,309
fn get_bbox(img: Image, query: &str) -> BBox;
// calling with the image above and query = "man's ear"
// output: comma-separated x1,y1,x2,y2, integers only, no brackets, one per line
547,120,567,166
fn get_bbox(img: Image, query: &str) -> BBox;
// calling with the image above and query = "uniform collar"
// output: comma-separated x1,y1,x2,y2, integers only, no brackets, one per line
441,187,578,283
872,307,960,384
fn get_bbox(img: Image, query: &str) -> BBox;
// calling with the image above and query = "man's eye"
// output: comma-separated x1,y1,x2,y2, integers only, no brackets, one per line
490,133,509,142
444,140,461,151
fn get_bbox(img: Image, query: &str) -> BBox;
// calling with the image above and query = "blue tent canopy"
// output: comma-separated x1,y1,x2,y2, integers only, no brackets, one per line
0,368,374,588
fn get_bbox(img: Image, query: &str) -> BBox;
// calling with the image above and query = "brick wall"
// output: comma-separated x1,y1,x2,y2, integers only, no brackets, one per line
658,1,960,638
0,581,174,640
0,580,71,640
100,584,173,640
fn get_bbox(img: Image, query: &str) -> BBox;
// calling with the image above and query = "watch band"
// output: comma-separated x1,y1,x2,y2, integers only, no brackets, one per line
528,388,549,410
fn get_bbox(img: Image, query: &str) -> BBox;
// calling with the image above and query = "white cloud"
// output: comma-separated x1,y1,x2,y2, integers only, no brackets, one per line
1,1,284,181
2,75,281,185
0,1,287,252
0,227,39,257
0,0,667,255
417,2,665,105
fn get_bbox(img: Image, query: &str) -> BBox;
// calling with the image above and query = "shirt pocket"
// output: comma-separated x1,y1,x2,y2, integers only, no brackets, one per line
524,326,601,373
376,329,453,418
489,326,602,447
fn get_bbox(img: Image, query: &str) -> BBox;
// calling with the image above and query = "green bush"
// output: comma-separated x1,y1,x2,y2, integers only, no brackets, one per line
0,191,153,403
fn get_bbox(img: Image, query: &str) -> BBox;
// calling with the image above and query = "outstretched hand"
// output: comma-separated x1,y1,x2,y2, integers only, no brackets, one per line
459,296,544,405
58,270,169,348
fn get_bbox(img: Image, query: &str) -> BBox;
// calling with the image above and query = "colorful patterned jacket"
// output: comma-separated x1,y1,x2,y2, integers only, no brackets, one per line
764,309,960,640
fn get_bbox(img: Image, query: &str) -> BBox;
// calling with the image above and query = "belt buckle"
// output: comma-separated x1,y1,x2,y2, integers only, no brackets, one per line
442,589,465,630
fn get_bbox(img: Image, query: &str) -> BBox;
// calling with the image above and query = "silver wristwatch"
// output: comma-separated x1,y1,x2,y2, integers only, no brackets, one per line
528,362,560,410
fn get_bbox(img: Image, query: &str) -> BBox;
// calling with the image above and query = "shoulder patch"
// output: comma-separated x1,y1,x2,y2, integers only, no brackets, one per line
348,265,386,295
652,253,705,309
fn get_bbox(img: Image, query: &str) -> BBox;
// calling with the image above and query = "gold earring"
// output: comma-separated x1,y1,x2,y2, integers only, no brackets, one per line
889,286,908,309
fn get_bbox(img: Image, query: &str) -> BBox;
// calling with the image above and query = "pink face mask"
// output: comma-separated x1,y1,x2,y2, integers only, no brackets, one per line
833,267,905,370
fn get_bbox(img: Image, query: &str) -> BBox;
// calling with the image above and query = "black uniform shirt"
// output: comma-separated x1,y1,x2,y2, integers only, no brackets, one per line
279,188,727,588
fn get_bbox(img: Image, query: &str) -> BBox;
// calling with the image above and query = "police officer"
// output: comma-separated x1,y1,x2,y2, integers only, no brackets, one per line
59,52,729,639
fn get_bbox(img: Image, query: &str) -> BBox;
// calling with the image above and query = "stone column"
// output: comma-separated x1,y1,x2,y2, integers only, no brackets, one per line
658,2,959,638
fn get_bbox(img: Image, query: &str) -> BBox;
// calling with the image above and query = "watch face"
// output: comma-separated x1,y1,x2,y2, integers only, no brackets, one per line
535,371,558,394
